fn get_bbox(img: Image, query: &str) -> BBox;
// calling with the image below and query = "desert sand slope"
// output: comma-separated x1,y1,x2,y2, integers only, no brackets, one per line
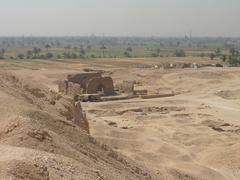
0,70,159,180
86,68,240,180
1,59,240,180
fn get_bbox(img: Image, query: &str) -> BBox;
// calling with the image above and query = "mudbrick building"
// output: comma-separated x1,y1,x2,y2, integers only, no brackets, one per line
59,73,115,96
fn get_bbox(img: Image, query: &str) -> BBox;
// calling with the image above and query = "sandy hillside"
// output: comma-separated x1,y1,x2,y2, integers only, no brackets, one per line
0,58,240,180
0,68,160,179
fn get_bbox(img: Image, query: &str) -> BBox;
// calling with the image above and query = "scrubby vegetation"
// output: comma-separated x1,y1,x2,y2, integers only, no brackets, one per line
0,36,239,66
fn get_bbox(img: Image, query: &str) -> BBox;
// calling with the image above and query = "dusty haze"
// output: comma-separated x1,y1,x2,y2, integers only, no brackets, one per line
0,0,240,37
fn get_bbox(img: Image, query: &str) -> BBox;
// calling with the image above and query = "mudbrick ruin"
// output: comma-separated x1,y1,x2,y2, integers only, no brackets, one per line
59,72,175,102
59,72,115,96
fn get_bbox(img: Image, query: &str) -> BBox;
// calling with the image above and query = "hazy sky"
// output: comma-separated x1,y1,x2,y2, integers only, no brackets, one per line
0,0,239,37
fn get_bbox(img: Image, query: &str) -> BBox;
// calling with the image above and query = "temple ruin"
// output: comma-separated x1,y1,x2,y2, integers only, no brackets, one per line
59,73,115,96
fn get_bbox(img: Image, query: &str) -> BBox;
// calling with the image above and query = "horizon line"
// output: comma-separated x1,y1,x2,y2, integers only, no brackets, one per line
0,35,239,39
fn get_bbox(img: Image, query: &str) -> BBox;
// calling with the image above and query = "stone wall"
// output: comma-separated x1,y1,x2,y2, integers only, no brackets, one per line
117,81,135,94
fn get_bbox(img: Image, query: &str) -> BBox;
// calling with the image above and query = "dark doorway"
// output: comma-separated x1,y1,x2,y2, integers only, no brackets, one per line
97,84,104,94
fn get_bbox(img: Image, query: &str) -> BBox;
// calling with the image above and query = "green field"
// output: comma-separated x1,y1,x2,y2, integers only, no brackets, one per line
0,37,239,63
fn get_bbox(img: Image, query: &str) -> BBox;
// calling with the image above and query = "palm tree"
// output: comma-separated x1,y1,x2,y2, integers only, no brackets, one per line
100,44,107,57
229,47,236,56
87,45,92,52
210,53,216,60
26,50,33,59
45,44,51,52
79,47,86,58
127,47,132,52
0,48,6,57
33,47,41,58
215,48,221,56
